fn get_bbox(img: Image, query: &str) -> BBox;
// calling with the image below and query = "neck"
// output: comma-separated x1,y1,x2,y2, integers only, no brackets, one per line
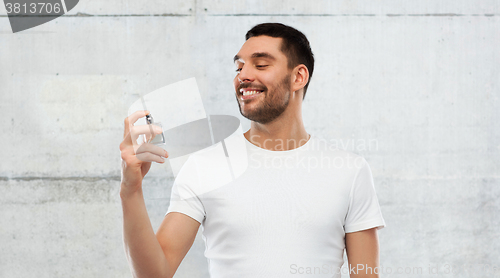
244,94,309,151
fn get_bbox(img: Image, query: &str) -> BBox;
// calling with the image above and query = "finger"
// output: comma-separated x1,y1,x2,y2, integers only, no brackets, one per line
143,130,158,144
130,124,163,144
135,143,169,159
124,110,150,138
136,152,165,163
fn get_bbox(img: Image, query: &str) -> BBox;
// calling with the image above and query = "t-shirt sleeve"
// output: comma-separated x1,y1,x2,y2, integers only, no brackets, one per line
165,180,205,224
344,158,386,233
165,157,206,224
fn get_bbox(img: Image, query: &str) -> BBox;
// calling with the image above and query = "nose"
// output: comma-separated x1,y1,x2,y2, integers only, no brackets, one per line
237,65,254,83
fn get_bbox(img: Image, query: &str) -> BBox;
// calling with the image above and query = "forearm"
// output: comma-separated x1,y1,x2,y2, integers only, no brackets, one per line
121,184,170,278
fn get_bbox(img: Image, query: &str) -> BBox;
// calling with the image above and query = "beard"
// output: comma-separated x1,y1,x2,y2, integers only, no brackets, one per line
236,74,291,124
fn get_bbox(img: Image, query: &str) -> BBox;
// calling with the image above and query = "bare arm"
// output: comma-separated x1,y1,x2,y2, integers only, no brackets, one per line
121,188,170,277
345,227,381,278
120,111,200,278
121,189,200,278
156,212,201,277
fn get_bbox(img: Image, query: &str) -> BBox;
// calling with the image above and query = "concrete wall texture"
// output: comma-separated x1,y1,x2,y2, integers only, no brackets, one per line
1,1,499,277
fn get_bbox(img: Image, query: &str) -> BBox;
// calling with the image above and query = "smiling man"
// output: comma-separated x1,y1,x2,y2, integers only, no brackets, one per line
234,35,297,126
120,23,386,278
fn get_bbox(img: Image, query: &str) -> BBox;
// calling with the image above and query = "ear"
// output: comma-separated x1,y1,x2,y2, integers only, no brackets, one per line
291,64,309,94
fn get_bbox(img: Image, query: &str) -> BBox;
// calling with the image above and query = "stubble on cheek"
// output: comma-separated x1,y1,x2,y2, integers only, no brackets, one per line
236,74,291,124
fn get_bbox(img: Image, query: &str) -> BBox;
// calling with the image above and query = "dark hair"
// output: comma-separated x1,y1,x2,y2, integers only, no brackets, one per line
245,23,314,100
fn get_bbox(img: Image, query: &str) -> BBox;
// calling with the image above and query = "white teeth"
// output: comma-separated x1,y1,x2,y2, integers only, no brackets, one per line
242,90,261,96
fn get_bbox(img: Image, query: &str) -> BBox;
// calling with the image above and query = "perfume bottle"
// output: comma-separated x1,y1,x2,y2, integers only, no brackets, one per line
145,113,166,145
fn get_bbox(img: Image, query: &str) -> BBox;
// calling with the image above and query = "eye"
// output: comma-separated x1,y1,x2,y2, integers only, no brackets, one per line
256,65,268,69
235,68,242,73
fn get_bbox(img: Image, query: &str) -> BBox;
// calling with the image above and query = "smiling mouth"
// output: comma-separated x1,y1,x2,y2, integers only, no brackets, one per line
241,90,263,96
239,89,264,100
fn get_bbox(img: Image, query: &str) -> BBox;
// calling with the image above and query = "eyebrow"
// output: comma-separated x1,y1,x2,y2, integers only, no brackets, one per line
233,52,277,62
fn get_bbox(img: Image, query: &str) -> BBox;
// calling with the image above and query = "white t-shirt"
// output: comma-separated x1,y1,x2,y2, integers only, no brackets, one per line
166,134,386,278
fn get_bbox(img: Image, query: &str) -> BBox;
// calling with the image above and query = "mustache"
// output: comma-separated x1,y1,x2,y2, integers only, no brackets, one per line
237,83,267,93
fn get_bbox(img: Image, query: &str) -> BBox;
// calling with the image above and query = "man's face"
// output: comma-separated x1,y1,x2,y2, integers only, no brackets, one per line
233,35,292,124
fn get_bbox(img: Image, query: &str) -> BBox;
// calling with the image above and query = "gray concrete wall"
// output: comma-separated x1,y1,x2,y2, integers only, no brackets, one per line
1,1,499,277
